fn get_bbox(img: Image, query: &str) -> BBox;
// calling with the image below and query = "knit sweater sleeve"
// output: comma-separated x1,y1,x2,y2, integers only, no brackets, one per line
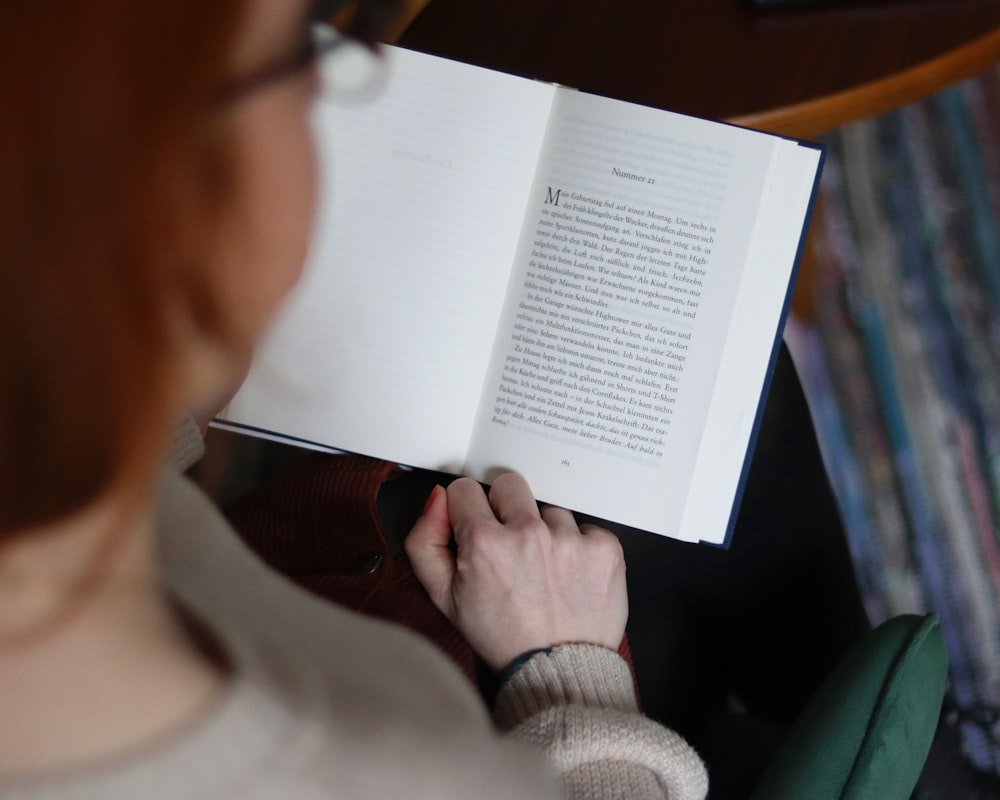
494,645,708,800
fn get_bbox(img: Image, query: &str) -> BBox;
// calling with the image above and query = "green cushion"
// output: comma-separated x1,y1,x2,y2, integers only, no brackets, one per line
749,613,948,800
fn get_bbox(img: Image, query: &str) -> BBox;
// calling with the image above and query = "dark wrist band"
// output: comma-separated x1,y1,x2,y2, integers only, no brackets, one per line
499,647,552,683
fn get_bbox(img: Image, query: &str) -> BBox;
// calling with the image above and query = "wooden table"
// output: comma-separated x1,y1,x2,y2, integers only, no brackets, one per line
399,0,1000,137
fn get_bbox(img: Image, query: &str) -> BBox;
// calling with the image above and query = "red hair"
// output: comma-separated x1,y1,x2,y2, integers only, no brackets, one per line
0,1,247,534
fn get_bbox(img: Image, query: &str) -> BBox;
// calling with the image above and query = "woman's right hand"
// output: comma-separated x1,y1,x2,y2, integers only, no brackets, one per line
405,473,628,672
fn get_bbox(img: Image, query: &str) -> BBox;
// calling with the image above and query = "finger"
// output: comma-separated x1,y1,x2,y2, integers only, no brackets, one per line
578,524,627,571
487,473,542,528
539,504,580,534
579,522,615,538
578,522,623,550
404,486,456,616
445,477,500,546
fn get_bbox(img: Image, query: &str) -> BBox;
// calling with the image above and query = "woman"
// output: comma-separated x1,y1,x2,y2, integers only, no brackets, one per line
0,0,707,797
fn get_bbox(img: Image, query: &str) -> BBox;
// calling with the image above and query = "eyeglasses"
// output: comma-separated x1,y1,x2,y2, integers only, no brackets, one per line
219,22,388,106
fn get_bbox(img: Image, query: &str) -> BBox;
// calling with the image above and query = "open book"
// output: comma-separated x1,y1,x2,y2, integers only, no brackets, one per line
216,45,823,546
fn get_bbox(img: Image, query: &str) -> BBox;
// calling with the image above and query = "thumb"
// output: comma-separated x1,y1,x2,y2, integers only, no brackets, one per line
404,485,456,617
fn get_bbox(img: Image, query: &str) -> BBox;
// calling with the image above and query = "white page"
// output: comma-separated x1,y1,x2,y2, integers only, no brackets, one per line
466,89,816,542
220,47,555,471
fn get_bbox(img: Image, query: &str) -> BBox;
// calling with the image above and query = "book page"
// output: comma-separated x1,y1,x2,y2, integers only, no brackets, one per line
220,47,555,471
467,89,818,541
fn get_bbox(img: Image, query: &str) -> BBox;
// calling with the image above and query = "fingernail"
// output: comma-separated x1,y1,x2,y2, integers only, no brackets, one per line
421,485,443,515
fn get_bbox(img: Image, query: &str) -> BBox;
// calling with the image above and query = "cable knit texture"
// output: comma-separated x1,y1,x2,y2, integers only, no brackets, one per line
497,646,709,800
496,645,638,726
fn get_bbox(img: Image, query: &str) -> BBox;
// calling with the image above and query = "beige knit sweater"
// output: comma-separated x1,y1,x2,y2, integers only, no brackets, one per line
0,458,707,799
